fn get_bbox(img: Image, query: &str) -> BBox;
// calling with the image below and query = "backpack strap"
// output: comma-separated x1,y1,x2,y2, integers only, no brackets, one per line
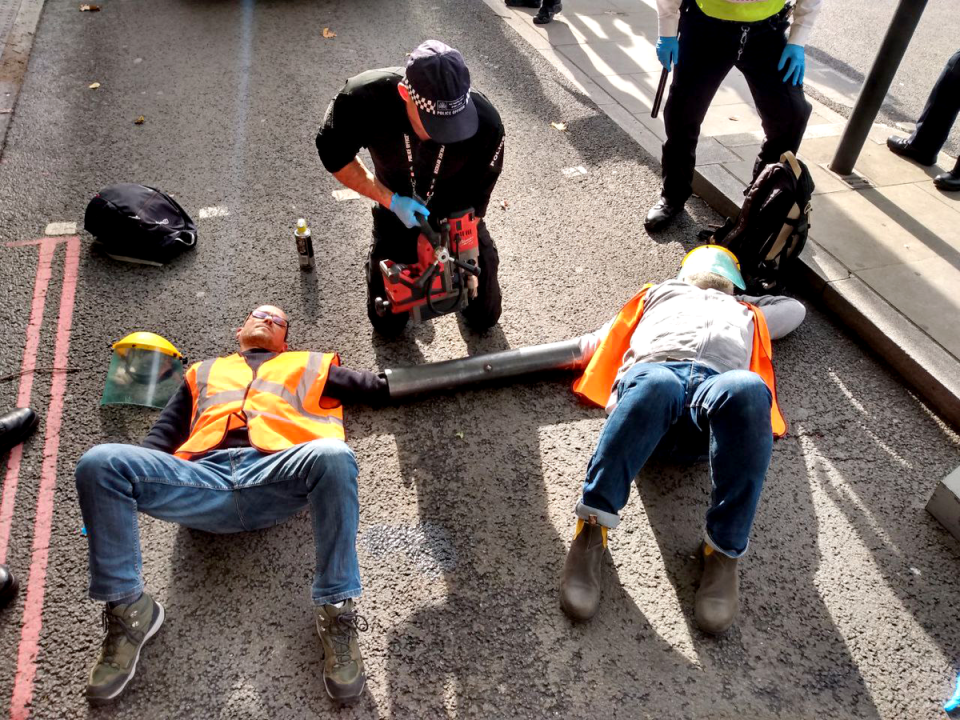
780,151,803,179
175,231,197,248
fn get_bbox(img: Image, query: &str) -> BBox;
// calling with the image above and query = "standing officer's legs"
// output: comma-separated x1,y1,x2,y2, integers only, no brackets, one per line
910,50,960,160
737,12,812,180
649,4,736,230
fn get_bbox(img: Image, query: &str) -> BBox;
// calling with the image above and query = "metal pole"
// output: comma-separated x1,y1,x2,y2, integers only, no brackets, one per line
829,0,928,176
383,338,587,399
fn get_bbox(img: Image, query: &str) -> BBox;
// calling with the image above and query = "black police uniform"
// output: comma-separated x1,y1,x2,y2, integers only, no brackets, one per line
661,1,812,205
907,50,960,173
316,69,506,334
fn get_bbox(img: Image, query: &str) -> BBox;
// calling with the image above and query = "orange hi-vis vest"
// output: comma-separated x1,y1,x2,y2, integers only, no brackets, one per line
175,351,345,459
572,287,787,437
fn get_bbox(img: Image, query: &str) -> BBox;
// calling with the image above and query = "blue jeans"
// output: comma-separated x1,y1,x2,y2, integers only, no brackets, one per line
579,362,773,557
75,439,361,606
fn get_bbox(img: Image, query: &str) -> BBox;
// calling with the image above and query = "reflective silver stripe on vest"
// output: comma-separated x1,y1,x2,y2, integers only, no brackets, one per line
194,389,246,419
247,352,333,422
192,352,336,430
249,378,300,411
190,359,217,431
297,352,326,401
244,409,344,428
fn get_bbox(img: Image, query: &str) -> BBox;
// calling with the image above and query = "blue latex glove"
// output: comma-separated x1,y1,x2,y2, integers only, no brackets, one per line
778,43,805,86
389,194,429,229
946,672,960,712
656,36,679,72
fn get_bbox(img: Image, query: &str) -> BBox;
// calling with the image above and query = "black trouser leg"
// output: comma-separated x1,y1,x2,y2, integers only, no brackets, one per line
541,0,560,10
661,6,736,204
736,14,812,180
909,50,960,158
459,220,502,331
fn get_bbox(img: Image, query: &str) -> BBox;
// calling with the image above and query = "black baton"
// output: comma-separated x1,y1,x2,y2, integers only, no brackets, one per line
651,67,669,119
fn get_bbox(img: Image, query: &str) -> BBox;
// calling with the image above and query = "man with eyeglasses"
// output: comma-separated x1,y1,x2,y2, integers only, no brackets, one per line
316,39,505,336
75,305,386,706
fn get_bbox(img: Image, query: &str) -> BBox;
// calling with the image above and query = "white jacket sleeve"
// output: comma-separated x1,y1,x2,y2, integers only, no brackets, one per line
657,0,684,38
738,294,806,339
577,316,616,364
787,0,822,47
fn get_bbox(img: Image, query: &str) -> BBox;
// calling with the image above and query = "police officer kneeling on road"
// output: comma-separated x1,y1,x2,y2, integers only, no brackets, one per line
316,40,506,337
75,306,387,705
645,0,820,232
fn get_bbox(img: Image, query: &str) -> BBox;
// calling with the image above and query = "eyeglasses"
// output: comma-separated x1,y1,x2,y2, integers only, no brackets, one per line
250,310,288,328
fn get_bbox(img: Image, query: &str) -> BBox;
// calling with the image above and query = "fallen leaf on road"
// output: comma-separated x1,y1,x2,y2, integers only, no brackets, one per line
729,115,739,121
134,115,145,125
550,122,567,131
79,4,101,10
88,82,100,89
322,27,336,38
500,199,509,210
455,430,465,440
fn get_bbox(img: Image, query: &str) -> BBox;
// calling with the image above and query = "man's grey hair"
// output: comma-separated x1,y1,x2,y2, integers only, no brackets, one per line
683,271,735,295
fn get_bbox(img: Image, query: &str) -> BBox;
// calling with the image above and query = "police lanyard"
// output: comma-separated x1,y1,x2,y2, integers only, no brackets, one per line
403,133,445,206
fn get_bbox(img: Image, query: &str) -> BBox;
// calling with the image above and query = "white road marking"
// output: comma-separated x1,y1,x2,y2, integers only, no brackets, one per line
332,188,363,202
44,221,76,236
561,166,588,178
198,206,229,219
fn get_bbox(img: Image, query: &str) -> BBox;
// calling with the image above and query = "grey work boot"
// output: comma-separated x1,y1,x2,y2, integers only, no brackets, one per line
86,592,165,703
559,515,607,621
315,599,367,704
694,542,740,635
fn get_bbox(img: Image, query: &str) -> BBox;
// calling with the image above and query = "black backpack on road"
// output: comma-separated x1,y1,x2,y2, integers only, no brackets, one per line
85,183,197,265
701,151,814,295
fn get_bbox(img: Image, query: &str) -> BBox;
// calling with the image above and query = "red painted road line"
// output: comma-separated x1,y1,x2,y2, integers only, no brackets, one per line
9,237,80,720
3,238,69,248
0,240,57,564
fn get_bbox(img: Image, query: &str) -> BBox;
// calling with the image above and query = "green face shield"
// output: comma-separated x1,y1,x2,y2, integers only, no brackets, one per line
101,333,184,409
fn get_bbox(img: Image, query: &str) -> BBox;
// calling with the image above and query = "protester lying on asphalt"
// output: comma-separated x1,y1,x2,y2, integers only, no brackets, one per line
75,305,387,706
316,39,506,336
560,245,805,634
886,49,960,192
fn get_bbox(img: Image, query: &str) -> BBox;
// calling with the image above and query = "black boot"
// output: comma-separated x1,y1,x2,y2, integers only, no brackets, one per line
644,197,683,232
0,408,39,456
886,136,937,166
504,0,540,5
0,564,19,609
934,158,960,192
534,1,562,24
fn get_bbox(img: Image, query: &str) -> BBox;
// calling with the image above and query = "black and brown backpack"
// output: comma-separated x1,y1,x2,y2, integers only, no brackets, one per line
701,151,814,294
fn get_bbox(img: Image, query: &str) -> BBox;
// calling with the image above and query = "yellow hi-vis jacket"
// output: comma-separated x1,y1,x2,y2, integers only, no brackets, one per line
696,0,785,23
175,351,345,459
572,287,787,437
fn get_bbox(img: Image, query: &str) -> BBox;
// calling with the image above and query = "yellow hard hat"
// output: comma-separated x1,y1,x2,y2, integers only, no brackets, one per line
112,332,182,358
679,245,746,290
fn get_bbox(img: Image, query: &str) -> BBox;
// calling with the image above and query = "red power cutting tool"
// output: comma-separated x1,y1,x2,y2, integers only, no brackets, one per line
374,208,482,324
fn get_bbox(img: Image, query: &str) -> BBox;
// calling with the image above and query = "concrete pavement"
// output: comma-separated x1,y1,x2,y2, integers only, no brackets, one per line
0,0,958,718
488,0,960,429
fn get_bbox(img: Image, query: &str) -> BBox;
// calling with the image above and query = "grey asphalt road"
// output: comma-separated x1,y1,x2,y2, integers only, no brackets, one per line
806,0,960,157
0,0,959,718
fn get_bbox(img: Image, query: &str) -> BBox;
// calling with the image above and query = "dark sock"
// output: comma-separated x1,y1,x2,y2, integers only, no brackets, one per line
107,592,142,610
